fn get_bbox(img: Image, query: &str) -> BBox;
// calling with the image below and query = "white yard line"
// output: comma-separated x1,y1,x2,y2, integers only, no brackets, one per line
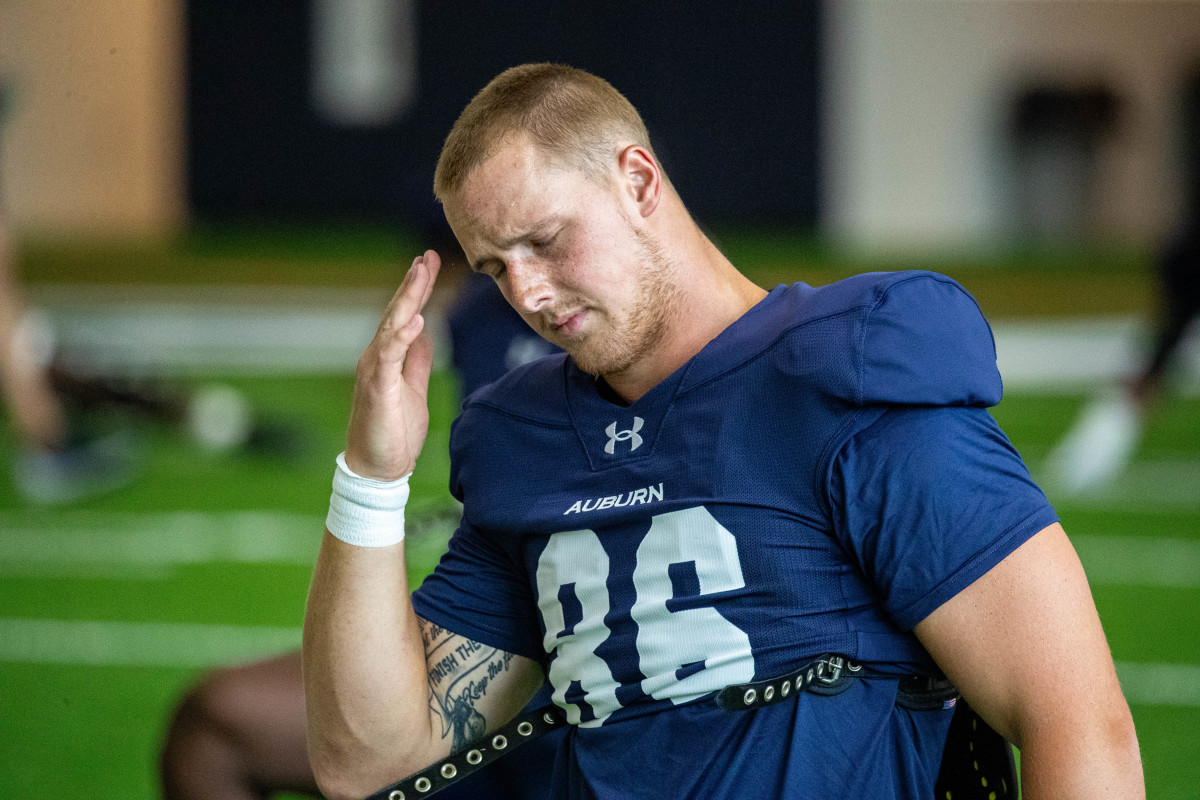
1037,459,1200,513
1114,662,1200,708
0,511,322,580
27,286,1199,387
29,284,447,375
0,508,459,580
0,617,300,667
0,616,1195,708
991,315,1198,393
1071,534,1200,589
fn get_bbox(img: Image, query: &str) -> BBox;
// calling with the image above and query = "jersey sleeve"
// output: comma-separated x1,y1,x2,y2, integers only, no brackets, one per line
411,397,561,663
826,405,1059,631
411,523,546,662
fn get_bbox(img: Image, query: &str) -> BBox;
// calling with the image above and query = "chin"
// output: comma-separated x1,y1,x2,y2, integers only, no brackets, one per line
569,343,639,378
566,351,605,377
565,346,610,377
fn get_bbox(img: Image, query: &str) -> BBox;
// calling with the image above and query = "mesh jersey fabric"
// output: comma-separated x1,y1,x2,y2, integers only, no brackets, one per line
412,271,1057,799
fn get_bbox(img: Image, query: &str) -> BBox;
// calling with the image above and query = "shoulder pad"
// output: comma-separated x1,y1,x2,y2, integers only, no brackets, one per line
858,272,1001,407
769,272,1001,408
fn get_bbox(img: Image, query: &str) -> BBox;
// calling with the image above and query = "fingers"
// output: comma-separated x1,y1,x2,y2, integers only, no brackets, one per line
403,250,441,317
383,254,432,332
416,250,441,311
343,249,444,478
375,251,442,365
404,330,436,398
395,253,439,396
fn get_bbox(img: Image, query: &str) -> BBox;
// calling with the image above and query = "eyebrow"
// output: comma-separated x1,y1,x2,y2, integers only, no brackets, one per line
500,219,556,248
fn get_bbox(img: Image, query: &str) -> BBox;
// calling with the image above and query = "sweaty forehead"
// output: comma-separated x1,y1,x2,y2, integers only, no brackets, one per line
459,141,545,206
446,140,588,237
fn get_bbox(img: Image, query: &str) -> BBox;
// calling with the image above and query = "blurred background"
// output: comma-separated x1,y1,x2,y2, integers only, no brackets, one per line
0,1,1198,797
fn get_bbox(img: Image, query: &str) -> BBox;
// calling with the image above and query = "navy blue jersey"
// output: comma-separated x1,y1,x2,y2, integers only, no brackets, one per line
414,271,1057,799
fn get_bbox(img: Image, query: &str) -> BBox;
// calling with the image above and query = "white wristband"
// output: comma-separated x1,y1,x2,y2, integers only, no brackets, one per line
325,452,410,547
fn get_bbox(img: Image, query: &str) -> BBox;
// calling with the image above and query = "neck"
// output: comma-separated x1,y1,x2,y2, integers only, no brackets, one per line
602,225,767,404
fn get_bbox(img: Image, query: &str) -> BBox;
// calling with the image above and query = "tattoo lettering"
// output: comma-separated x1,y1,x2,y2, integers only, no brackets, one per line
455,638,484,661
416,620,521,750
488,650,515,680
420,621,448,652
428,651,460,687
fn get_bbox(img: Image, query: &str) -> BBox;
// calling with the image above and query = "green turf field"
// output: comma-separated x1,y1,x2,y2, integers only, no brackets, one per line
0,370,458,799
1,234,1197,798
3,376,1197,798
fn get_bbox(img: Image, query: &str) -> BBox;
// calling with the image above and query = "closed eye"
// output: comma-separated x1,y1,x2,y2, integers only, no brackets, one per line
531,232,558,250
472,257,507,278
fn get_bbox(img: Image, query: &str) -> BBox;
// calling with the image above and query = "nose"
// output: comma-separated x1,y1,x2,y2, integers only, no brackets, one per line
505,258,554,314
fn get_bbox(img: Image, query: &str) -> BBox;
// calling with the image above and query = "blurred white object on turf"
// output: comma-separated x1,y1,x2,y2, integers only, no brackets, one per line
186,384,254,452
13,428,141,505
1046,393,1143,495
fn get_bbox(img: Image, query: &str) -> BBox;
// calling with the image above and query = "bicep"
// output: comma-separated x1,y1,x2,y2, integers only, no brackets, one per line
913,522,1124,747
416,615,544,756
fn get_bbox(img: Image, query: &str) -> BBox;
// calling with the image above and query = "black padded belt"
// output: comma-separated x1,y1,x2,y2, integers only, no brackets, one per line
362,704,567,800
362,655,1015,800
715,653,864,710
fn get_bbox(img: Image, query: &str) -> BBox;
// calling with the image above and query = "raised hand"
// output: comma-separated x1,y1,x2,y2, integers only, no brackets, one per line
344,250,442,480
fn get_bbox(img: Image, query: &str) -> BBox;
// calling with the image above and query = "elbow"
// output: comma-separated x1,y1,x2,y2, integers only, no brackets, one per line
1015,694,1144,797
1079,702,1145,797
309,752,368,800
1105,701,1144,780
312,776,360,800
1084,690,1141,777
309,738,430,800
310,754,389,800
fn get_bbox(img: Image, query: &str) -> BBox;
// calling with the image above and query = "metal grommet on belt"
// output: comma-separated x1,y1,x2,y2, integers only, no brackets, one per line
364,704,570,800
715,653,867,711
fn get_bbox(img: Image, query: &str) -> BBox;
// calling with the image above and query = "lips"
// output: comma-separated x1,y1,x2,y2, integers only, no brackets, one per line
551,309,587,337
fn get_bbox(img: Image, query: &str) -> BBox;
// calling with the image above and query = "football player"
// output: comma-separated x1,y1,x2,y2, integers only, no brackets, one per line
305,64,1143,799
1047,68,1200,495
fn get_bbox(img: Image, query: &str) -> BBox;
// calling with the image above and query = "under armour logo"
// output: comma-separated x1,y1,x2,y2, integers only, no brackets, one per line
604,417,644,454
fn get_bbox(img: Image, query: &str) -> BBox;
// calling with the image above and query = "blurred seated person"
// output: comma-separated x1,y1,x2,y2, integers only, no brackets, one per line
1,214,304,504
0,215,147,503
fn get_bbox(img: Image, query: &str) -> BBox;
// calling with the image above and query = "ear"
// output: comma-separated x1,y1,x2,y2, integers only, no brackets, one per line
616,144,661,218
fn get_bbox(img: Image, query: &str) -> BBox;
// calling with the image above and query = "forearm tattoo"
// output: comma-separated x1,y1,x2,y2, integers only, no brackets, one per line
418,618,517,750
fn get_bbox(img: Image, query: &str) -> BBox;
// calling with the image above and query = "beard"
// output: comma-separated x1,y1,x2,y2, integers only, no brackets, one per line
566,226,682,379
